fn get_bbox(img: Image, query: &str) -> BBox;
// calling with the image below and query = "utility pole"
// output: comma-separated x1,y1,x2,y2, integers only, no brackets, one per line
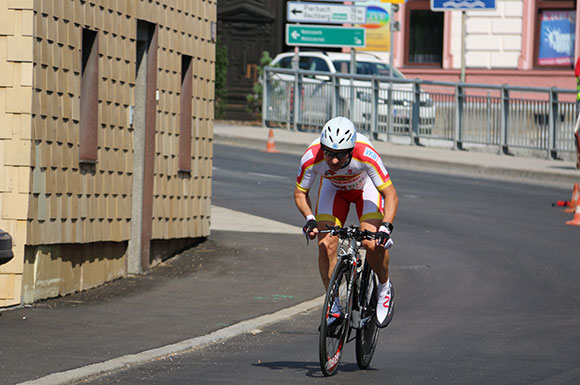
388,4,399,140
460,10,466,83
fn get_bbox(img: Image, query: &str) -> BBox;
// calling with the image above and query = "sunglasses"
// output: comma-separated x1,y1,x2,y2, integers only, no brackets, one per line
322,148,352,160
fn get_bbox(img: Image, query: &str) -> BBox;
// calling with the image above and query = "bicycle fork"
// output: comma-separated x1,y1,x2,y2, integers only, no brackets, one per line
350,255,373,330
340,240,373,330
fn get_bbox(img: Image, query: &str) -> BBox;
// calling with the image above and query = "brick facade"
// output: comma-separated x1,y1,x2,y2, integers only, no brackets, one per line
0,0,216,306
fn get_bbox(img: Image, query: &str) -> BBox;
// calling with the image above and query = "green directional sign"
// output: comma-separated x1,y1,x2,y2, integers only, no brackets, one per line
286,24,366,48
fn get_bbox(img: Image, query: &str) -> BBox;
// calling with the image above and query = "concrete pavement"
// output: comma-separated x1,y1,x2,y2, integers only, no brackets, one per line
2,210,320,385
2,120,579,385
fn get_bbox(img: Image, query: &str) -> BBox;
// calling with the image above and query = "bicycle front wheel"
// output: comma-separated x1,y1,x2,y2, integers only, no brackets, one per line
355,262,380,369
319,258,352,377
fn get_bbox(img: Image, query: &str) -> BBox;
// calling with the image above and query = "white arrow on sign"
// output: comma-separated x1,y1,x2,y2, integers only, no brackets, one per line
291,30,300,40
287,2,366,24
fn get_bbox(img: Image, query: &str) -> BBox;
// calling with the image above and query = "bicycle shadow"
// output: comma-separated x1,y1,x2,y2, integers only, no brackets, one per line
252,360,375,378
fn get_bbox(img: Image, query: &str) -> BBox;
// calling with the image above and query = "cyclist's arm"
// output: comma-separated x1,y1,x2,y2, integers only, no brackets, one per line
294,186,315,220
379,183,398,225
357,144,397,224
295,186,319,239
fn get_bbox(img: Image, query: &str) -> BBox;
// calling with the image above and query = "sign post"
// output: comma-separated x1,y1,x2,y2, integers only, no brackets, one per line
371,0,404,138
431,0,496,82
285,1,369,131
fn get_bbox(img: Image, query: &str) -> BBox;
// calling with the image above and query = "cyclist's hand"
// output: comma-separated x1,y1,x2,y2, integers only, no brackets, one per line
375,222,394,249
302,216,318,240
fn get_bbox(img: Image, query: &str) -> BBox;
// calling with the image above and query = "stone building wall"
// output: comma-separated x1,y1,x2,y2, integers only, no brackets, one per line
0,0,34,307
0,0,216,306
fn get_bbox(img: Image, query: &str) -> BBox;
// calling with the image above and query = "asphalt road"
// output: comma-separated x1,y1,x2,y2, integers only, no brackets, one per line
78,143,580,384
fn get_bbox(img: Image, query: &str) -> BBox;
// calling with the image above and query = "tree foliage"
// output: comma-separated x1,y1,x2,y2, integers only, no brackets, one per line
214,39,228,120
246,51,273,120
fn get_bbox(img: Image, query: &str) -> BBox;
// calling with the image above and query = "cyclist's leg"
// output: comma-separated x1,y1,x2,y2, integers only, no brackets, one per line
360,219,389,285
360,218,394,328
316,179,349,289
356,180,394,327
356,179,389,284
317,220,339,289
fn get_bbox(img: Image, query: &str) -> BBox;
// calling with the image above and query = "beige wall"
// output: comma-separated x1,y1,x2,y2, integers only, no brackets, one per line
0,0,34,307
0,0,216,306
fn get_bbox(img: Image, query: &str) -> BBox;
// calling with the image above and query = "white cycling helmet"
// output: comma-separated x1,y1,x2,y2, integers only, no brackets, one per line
320,116,357,150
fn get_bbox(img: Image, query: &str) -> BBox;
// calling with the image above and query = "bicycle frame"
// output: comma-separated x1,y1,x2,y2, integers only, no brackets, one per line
328,227,376,331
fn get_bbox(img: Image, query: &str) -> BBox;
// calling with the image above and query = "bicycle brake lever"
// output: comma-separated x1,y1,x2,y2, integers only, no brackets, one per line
361,229,376,240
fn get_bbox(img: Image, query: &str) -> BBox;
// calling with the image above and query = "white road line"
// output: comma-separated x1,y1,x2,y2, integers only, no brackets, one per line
248,172,288,180
18,296,324,385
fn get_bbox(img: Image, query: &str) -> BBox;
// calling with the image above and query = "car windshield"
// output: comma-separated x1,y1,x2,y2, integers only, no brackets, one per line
332,60,405,79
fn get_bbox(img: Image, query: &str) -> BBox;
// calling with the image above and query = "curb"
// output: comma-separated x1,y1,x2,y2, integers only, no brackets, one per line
17,296,324,385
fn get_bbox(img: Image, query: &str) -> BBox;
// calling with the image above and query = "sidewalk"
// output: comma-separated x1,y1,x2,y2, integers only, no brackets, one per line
214,121,580,188
1,212,319,385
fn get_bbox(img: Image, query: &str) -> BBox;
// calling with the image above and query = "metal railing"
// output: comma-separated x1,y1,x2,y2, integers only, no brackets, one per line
262,66,578,159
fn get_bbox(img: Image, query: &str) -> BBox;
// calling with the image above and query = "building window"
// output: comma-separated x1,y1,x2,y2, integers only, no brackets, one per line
79,28,99,163
535,1,576,68
404,1,444,66
179,55,193,172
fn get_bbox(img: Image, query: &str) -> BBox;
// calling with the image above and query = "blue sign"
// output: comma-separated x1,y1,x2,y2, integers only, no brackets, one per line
538,11,576,66
431,0,496,11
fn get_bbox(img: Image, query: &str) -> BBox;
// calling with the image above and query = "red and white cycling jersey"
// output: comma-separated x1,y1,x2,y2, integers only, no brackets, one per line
296,133,392,193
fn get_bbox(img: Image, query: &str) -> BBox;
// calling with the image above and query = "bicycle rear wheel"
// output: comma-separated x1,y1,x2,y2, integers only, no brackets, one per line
319,258,352,377
355,262,380,369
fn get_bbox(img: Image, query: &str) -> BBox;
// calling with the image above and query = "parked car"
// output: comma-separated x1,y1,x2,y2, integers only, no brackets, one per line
267,51,435,134
0,229,13,266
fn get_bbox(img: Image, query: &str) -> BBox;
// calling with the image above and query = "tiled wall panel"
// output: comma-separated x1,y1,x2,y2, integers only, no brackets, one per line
1,0,216,306
28,0,215,245
0,0,33,307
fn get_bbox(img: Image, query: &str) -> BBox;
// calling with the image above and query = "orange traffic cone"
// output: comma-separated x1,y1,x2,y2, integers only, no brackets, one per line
264,129,279,153
564,183,579,213
565,204,580,226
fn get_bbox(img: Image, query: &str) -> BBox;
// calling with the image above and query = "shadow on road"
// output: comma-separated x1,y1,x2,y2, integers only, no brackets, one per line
253,360,376,378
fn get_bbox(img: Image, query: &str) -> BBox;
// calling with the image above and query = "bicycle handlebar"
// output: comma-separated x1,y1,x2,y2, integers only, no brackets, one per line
318,225,377,241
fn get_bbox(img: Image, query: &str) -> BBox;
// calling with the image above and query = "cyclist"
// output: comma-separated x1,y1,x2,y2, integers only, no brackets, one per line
294,116,399,328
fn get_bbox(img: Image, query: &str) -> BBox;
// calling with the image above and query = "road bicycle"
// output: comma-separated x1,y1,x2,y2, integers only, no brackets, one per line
318,225,382,376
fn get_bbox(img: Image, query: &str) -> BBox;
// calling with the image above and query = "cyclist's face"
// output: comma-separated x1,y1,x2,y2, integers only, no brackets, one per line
322,146,352,171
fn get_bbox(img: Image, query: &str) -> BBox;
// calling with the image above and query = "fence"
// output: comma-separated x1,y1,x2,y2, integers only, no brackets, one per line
262,66,578,159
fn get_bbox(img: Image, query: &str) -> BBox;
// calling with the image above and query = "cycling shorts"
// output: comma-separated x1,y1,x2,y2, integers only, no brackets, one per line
315,176,384,227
